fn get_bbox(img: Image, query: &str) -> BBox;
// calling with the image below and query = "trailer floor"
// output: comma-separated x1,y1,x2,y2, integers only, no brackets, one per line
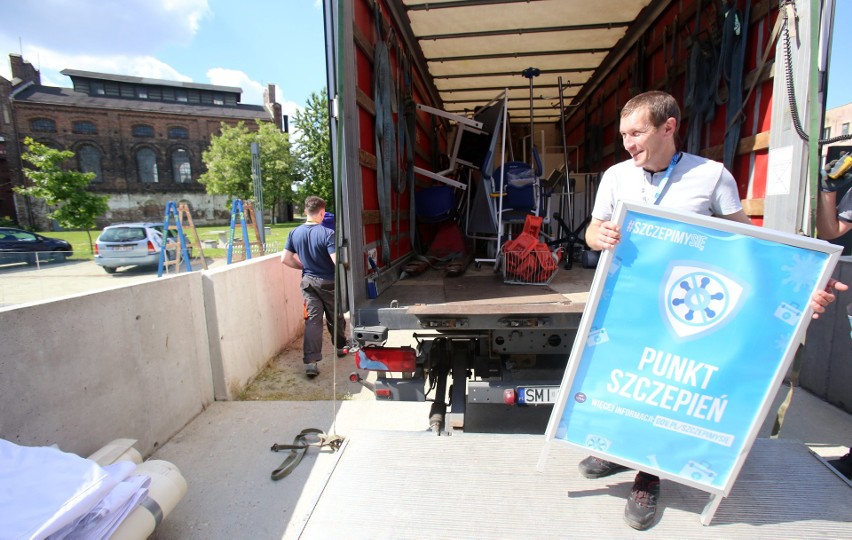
299,432,851,539
149,389,851,540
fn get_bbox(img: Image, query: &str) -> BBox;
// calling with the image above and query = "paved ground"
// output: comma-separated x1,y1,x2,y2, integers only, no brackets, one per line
0,257,225,307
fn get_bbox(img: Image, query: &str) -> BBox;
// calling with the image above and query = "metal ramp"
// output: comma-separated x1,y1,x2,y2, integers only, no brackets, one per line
297,432,851,539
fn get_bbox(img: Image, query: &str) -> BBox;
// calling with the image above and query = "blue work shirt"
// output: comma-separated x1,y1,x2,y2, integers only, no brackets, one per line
285,223,336,280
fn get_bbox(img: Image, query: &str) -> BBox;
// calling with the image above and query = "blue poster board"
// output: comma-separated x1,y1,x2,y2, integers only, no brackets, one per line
544,202,841,496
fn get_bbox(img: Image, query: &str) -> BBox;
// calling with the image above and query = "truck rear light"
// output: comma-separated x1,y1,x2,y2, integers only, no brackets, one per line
503,388,516,405
375,388,392,398
355,346,416,372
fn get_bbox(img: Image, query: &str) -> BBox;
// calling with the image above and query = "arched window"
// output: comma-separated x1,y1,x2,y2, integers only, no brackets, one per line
73,121,98,135
31,118,56,133
168,126,188,139
171,149,192,183
136,148,159,183
132,124,154,138
78,145,103,183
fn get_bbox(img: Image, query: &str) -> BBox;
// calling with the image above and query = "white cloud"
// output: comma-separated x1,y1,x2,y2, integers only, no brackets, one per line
0,0,302,115
1,0,207,81
4,0,210,56
206,67,264,105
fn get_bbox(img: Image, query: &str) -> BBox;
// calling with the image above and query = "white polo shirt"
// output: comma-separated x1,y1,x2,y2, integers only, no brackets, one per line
592,152,743,221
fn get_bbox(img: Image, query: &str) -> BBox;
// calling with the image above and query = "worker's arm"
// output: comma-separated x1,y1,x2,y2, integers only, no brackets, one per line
816,191,852,240
719,209,752,224
280,249,303,270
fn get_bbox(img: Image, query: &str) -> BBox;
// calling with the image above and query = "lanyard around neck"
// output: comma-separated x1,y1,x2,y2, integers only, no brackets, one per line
649,152,682,205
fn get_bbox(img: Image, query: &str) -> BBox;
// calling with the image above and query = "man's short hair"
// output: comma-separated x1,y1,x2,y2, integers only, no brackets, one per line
304,196,326,215
621,91,680,128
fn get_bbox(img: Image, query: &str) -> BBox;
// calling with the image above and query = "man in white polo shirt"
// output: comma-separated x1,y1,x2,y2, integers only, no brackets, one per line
582,90,845,530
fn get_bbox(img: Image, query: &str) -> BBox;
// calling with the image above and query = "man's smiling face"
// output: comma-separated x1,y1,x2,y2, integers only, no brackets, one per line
619,108,675,171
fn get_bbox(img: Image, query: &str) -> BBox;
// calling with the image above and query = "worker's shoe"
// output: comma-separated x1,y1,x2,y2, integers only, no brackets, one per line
828,448,852,479
624,472,660,531
337,340,353,358
305,362,320,378
578,456,629,479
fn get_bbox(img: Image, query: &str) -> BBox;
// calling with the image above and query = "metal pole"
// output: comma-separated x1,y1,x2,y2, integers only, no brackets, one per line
522,67,540,167
558,76,573,227
250,142,265,244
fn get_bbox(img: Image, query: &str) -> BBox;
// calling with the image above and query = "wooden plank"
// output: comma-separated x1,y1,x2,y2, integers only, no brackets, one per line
742,198,765,217
356,87,375,117
359,149,377,170
702,131,771,162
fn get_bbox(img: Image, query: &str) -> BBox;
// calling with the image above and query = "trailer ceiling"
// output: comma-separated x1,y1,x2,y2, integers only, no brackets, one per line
397,0,656,125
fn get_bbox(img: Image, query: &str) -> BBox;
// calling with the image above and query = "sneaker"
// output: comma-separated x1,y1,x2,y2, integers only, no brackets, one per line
578,456,630,479
624,473,660,531
305,363,319,378
337,339,353,358
828,448,852,479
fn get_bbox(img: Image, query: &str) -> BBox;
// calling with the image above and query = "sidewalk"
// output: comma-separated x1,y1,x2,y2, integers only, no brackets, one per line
149,385,851,539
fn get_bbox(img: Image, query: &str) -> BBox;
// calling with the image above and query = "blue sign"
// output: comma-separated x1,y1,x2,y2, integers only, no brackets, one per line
546,202,841,495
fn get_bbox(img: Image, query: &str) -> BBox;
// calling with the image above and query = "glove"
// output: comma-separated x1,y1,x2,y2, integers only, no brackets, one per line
820,153,852,192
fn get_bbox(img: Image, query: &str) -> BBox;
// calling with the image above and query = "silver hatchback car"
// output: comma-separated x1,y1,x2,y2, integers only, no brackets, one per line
94,222,167,274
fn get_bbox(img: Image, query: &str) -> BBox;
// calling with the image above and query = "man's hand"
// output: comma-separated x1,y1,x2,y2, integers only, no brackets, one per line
820,154,852,193
597,221,621,250
810,279,848,319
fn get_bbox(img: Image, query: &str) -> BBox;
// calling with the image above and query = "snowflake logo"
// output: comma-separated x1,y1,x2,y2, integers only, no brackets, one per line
781,253,820,293
585,434,611,452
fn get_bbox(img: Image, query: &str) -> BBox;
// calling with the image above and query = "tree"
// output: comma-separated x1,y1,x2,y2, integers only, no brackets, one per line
14,137,109,252
199,120,295,221
292,89,334,208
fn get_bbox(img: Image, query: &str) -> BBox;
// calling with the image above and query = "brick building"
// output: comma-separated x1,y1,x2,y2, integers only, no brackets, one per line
0,54,283,229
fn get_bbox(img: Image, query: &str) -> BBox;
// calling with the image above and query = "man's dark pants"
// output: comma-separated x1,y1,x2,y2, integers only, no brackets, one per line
301,275,346,363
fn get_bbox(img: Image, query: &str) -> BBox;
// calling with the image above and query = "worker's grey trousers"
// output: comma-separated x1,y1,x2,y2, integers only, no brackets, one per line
301,275,346,363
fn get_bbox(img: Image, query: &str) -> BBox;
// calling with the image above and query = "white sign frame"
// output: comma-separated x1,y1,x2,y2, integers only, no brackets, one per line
539,201,842,524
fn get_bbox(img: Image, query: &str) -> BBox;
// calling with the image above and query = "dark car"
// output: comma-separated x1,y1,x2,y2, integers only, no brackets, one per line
0,227,74,265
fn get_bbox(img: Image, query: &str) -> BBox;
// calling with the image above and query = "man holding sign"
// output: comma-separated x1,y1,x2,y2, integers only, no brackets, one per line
581,91,845,530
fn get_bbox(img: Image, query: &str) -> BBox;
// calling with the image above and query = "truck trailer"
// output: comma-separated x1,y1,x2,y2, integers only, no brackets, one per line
323,0,837,431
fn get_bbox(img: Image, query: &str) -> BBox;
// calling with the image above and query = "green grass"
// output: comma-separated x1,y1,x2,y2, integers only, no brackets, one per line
39,221,303,260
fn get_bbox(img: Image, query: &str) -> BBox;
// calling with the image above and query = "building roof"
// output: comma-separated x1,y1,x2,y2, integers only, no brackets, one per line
60,69,243,95
11,84,272,121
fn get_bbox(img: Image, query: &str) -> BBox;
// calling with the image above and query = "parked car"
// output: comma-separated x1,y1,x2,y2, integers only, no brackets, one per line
0,227,73,265
94,222,186,274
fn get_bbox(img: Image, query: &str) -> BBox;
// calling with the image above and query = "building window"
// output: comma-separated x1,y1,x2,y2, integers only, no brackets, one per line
175,89,188,102
136,148,159,183
91,82,105,95
824,127,832,140
136,87,148,99
843,123,850,136
213,93,224,106
132,124,154,138
168,126,189,139
172,149,192,183
72,121,98,135
31,118,56,133
78,144,103,183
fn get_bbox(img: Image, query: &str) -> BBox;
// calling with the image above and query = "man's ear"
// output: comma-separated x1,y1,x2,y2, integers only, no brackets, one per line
663,117,677,136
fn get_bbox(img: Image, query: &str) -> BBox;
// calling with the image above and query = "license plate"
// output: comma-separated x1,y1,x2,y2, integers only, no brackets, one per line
110,245,133,251
517,386,559,405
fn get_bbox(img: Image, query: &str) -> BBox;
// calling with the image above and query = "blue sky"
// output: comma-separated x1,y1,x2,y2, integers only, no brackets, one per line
1,1,850,116
825,1,852,109
1,0,328,119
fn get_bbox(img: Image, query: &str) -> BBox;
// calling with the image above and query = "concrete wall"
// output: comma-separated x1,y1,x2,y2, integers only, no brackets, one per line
204,253,304,400
0,254,304,457
801,257,852,413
